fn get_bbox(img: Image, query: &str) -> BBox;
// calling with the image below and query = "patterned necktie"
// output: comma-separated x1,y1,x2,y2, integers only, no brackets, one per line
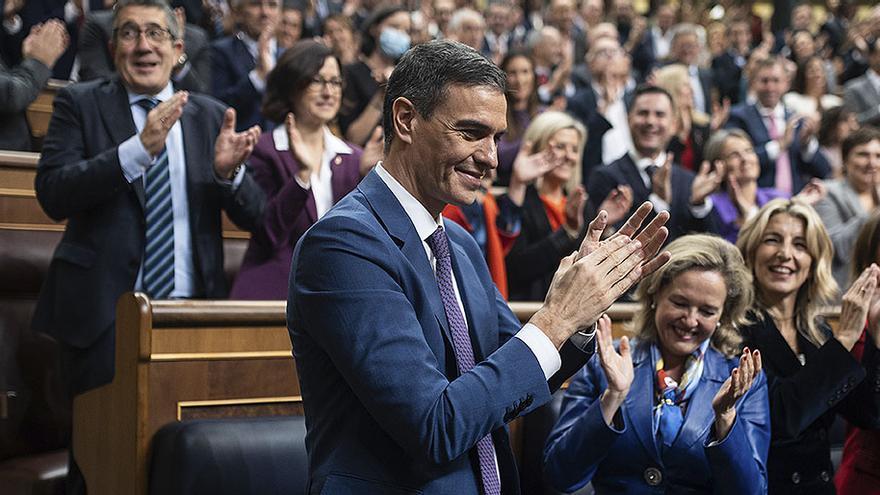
767,113,793,195
426,226,501,495
137,98,175,299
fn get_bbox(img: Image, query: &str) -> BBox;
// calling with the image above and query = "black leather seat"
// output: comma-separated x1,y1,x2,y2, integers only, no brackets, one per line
149,416,308,495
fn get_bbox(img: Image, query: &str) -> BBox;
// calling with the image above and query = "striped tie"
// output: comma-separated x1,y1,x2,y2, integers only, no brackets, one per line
138,98,175,299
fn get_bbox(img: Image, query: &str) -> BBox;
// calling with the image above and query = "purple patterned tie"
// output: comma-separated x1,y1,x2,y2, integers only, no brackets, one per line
426,226,501,495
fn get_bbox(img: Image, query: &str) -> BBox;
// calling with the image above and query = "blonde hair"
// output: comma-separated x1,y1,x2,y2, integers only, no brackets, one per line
736,199,838,346
652,64,710,126
632,234,754,358
521,111,586,193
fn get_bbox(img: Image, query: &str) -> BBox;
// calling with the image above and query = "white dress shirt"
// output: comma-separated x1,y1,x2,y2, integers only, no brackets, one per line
237,31,277,92
374,163,564,380
629,149,713,218
275,125,353,218
595,82,632,165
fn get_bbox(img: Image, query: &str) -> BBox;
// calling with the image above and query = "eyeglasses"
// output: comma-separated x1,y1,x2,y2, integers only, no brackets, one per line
308,77,344,92
115,23,175,44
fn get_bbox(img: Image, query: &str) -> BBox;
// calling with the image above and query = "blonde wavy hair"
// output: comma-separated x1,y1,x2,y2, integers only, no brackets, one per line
631,234,754,358
521,111,586,193
736,198,838,346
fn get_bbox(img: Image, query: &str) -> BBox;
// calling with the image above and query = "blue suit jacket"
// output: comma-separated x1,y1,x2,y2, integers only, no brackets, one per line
288,170,591,494
209,36,265,131
544,341,770,494
725,103,831,193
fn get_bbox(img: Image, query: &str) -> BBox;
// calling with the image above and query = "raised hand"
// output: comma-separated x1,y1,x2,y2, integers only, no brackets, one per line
360,126,384,176
867,267,880,349
596,314,633,425
564,186,587,233
254,27,277,81
690,160,725,206
507,141,557,206
598,185,633,225
838,265,880,351
712,348,761,439
285,113,322,183
651,155,673,204
710,97,731,131
140,91,188,157
214,108,261,178
22,19,69,70
793,179,827,206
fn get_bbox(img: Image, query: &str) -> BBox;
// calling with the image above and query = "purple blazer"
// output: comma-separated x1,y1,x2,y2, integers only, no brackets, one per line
230,128,363,299
710,187,787,244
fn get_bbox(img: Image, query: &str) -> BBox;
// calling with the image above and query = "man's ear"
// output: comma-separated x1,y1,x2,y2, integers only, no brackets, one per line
392,97,417,145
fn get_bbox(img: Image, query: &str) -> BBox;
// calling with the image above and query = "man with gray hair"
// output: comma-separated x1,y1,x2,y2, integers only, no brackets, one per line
666,22,715,115
288,39,670,494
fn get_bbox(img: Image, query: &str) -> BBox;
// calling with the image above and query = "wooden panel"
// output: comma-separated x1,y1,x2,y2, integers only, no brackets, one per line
179,398,304,421
25,80,67,139
150,326,292,358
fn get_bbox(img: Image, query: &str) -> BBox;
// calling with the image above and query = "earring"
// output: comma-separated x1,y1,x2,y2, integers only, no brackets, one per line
716,322,721,329
650,302,656,310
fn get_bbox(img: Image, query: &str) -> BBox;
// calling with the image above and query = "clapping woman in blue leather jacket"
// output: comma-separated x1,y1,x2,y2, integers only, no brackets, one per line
544,234,770,494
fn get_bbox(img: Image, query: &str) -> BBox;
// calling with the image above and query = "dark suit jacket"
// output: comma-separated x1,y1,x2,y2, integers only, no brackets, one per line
661,61,715,114
587,154,715,243
742,313,880,494
544,341,770,494
209,35,265,131
288,170,591,494
77,10,211,93
712,50,746,105
501,186,584,302
229,129,363,300
0,57,51,151
566,85,633,181
31,77,265,393
725,103,832,192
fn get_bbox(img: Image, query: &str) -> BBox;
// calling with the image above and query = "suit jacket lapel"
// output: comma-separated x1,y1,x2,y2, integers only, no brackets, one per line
674,349,726,451
330,154,351,203
101,78,144,208
620,155,650,201
747,105,771,144
180,95,205,231
626,344,662,464
358,171,452,343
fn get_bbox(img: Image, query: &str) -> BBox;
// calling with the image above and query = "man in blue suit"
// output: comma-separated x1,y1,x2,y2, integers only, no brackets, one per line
726,55,831,195
209,0,280,130
288,40,671,495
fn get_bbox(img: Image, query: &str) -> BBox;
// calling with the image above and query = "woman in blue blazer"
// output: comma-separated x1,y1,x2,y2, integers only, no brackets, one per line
544,234,771,494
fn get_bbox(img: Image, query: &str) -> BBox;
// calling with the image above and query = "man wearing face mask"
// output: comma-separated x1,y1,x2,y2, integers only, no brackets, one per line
209,0,282,131
338,5,411,146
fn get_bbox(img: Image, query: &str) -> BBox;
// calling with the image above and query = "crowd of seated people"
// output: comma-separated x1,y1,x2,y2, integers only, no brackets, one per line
6,0,880,493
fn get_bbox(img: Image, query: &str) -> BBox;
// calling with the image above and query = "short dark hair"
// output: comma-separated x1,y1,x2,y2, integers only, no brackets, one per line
382,39,506,150
842,126,880,164
628,84,674,112
113,0,180,40
262,40,336,123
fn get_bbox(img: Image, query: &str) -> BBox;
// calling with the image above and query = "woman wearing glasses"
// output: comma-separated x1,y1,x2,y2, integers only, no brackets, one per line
230,40,378,299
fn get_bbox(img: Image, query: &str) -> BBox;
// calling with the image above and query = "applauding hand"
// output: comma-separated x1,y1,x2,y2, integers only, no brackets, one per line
596,314,633,425
214,108,261,179
712,348,761,440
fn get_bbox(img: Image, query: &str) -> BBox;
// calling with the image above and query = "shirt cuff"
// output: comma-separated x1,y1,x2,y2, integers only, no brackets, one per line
648,192,671,213
230,164,247,190
515,323,562,381
118,134,153,183
3,14,22,34
689,196,713,218
765,140,780,160
248,69,267,93
801,136,819,161
293,174,311,189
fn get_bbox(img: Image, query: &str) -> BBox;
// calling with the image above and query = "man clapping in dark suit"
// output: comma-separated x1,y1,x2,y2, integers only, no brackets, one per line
33,0,265,398
588,85,722,243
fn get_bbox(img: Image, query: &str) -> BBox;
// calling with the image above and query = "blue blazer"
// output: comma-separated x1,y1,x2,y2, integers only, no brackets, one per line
725,103,831,193
209,35,265,131
544,341,770,494
288,170,591,494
